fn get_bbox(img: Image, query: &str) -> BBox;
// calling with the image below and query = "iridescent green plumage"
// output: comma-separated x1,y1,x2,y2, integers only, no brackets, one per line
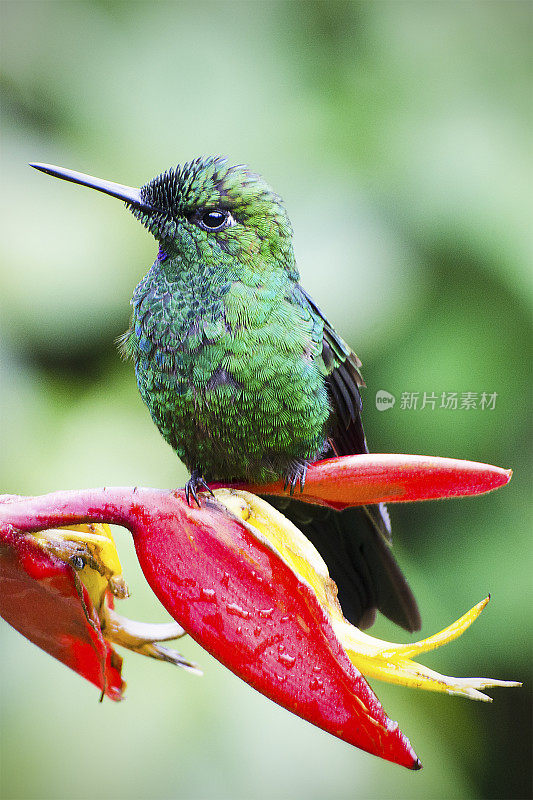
32,156,421,633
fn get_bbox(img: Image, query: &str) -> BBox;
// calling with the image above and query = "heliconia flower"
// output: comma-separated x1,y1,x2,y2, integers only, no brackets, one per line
0,506,200,701
0,454,519,769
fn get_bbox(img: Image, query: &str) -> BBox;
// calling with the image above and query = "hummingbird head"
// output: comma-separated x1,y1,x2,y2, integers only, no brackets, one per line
30,157,295,274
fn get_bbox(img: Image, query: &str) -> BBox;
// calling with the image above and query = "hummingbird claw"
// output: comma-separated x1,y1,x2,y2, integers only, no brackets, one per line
184,481,199,506
184,471,213,507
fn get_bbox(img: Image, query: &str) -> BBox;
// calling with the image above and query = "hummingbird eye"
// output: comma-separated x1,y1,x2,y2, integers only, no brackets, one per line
196,209,234,232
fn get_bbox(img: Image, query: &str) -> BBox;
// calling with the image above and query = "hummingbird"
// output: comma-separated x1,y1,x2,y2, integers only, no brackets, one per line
30,157,420,633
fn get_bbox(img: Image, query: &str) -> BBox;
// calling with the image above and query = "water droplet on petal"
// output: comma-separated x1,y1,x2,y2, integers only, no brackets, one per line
226,603,250,619
278,652,296,669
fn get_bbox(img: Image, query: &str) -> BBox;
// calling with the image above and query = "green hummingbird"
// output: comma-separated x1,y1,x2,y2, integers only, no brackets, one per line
30,156,420,632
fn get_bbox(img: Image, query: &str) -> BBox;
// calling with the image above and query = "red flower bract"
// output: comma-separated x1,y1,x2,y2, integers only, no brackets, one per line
133,490,421,768
228,453,512,510
0,484,420,769
0,511,123,700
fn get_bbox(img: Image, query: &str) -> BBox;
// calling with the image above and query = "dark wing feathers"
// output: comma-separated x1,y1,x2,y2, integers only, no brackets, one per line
283,285,421,633
329,360,368,456
297,287,368,458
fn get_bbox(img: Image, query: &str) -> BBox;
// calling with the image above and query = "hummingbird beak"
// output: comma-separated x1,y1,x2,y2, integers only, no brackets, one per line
29,162,153,213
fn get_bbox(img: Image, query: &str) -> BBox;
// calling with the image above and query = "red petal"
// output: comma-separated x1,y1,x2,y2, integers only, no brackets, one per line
0,488,420,768
131,491,420,768
0,516,124,700
230,454,512,510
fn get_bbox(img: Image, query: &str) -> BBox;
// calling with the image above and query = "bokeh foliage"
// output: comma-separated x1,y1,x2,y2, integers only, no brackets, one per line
0,2,531,798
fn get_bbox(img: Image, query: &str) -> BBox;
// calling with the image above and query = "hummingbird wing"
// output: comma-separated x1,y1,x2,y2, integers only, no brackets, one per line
279,286,421,632
297,287,369,462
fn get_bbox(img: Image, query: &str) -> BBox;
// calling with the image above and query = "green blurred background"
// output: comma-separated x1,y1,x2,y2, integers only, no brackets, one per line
1,2,531,798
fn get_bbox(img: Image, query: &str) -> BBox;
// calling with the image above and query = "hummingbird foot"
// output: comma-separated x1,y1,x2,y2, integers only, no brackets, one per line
283,461,309,496
184,470,215,507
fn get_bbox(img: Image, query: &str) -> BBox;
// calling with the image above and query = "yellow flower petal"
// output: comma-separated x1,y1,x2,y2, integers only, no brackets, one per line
375,596,490,659
34,523,128,612
215,489,521,701
102,608,201,674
